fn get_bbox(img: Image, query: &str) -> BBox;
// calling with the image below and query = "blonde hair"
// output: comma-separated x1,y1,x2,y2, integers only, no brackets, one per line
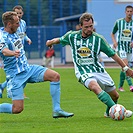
2,11,17,27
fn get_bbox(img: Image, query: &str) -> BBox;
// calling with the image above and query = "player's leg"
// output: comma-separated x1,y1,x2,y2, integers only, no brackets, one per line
118,71,125,91
0,75,24,114
117,51,127,91
0,80,7,89
81,73,117,116
29,65,74,118
0,80,7,98
44,68,74,118
12,100,24,114
126,53,133,92
84,78,116,110
105,89,119,116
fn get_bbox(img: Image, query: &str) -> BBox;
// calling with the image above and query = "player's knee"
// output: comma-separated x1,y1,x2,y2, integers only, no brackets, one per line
12,105,24,114
53,72,60,82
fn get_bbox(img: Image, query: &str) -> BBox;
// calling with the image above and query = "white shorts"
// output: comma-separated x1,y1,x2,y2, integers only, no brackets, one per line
118,50,132,62
79,72,115,92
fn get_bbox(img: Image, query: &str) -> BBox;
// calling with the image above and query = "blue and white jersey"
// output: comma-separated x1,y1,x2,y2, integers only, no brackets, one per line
1,19,29,45
0,29,2,38
0,30,29,77
17,19,29,44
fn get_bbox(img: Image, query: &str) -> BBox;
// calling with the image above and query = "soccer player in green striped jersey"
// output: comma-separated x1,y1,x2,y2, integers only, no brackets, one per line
111,5,133,92
46,13,133,118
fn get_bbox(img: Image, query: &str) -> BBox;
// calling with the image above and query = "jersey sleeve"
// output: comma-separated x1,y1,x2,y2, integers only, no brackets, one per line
0,36,8,53
100,36,116,57
112,20,118,34
59,30,72,46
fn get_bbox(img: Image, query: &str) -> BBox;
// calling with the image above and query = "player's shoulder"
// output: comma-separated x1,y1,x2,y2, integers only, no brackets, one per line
20,19,26,25
116,18,124,22
93,32,107,41
2,31,9,38
66,30,81,37
93,32,103,38
20,19,26,23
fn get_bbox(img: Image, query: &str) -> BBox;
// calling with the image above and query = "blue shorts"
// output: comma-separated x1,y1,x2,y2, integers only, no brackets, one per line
7,65,48,100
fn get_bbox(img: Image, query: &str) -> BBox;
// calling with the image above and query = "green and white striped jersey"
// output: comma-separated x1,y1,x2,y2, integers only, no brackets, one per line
112,18,133,53
60,30,116,75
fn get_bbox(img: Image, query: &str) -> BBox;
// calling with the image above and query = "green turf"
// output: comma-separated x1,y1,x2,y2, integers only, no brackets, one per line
0,68,133,133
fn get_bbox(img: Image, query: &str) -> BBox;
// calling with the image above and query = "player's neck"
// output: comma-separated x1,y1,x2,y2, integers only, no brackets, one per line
4,27,13,34
125,17,132,23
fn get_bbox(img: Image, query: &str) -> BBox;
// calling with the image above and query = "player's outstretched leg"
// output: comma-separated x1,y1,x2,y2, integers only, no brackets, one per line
50,81,74,118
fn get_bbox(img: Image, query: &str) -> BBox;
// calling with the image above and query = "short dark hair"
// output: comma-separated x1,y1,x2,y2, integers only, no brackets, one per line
79,13,94,26
125,5,133,11
13,5,23,11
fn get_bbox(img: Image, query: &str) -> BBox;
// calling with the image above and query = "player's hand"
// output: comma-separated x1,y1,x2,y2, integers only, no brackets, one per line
113,42,118,49
27,39,32,45
130,42,133,48
126,69,133,78
46,40,52,48
14,50,20,58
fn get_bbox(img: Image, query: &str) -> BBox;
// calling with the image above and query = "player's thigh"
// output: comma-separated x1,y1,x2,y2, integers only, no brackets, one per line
28,65,59,82
127,53,132,62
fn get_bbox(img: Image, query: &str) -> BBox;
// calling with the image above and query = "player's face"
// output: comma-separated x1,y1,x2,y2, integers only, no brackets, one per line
10,16,20,33
81,19,94,37
14,9,23,20
125,8,133,19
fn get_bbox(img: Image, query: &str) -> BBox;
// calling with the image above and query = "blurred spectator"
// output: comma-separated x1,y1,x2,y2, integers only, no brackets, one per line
43,46,55,68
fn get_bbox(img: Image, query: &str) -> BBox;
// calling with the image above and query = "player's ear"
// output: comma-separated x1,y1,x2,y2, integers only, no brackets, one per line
22,11,24,16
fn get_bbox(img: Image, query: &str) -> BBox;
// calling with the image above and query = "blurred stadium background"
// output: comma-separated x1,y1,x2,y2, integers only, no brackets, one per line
0,0,133,66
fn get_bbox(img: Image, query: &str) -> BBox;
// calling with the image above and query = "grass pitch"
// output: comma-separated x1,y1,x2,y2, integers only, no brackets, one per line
0,68,133,133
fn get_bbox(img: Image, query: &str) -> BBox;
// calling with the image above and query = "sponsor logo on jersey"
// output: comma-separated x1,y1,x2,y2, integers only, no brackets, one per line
14,39,23,50
77,47,91,57
77,58,94,65
122,29,131,37
18,32,25,40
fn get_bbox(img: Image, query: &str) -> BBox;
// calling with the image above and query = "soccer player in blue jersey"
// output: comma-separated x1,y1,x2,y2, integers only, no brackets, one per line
13,5,32,45
0,5,32,98
46,12,133,118
0,11,74,118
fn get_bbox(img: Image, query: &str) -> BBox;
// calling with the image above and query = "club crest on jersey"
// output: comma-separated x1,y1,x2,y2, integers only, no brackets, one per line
77,41,80,46
122,29,131,37
77,47,91,57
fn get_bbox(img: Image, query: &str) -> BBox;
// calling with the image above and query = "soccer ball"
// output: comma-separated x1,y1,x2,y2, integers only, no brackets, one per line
109,104,126,120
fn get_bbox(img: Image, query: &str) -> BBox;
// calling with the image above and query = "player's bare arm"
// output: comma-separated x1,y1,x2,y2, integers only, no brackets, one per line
111,33,118,49
27,38,32,45
46,38,60,47
130,42,133,48
2,48,20,58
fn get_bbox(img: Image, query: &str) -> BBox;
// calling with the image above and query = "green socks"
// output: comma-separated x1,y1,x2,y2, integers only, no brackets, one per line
126,76,133,86
118,71,125,88
98,90,116,116
119,71,133,88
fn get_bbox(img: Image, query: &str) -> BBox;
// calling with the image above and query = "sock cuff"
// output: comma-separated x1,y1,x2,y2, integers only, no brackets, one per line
50,81,60,85
97,90,105,98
